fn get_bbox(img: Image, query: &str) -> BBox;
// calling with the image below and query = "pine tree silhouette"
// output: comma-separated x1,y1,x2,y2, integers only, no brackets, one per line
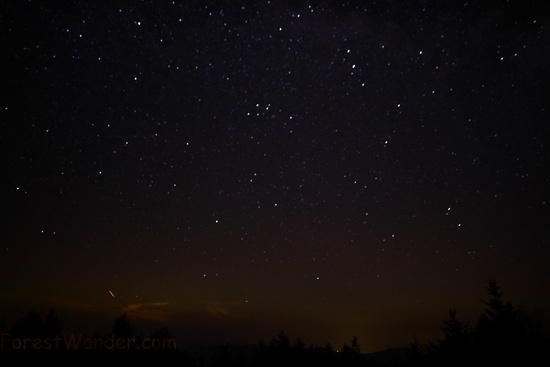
402,279,549,366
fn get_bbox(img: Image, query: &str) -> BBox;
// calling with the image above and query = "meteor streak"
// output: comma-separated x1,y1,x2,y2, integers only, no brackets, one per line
109,290,115,298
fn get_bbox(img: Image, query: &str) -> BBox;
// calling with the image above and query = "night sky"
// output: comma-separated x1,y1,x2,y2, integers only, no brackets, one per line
1,0,549,353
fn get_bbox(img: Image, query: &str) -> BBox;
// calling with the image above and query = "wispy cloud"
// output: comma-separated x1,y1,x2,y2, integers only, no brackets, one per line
122,302,171,321
202,300,246,319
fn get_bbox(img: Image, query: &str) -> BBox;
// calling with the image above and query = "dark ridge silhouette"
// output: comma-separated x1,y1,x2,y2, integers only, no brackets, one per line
1,279,548,366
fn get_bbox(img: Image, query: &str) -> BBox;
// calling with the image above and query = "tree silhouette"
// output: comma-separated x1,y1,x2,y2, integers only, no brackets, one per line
272,329,291,352
404,336,427,367
266,329,291,366
402,278,550,366
43,308,63,337
110,313,135,340
10,310,44,338
248,330,367,367
9,308,62,339
439,308,471,343
150,325,174,340
428,308,473,366
473,278,546,365
3,279,547,366
340,336,363,366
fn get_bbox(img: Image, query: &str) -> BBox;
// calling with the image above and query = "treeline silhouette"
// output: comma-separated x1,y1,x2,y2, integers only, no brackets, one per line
1,279,548,365
403,279,548,366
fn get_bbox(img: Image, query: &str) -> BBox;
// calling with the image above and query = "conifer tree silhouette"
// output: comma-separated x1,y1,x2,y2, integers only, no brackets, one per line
10,309,62,338
474,278,546,365
43,308,62,337
402,279,549,366
429,308,473,366
110,313,135,340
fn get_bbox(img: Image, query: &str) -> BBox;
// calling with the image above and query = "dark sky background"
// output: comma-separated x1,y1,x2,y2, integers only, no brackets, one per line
1,0,548,353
